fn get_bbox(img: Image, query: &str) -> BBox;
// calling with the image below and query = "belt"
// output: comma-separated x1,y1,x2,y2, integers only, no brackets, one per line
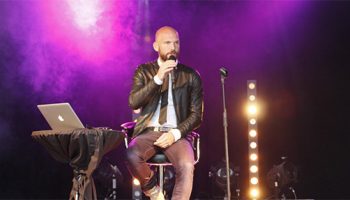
147,127,173,132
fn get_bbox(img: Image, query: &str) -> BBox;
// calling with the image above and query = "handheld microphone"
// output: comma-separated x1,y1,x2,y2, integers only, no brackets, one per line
168,55,177,84
220,67,228,78
168,55,176,61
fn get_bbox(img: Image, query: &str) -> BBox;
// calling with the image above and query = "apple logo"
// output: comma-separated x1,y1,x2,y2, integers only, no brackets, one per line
58,115,65,122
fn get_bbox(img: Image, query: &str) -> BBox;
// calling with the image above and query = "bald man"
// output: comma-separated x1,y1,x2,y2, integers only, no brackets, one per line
126,26,203,200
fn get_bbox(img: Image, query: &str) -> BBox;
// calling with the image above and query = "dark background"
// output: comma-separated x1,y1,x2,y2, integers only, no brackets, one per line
0,1,349,199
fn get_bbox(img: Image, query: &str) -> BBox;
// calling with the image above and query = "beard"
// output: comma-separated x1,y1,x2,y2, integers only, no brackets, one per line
159,51,178,61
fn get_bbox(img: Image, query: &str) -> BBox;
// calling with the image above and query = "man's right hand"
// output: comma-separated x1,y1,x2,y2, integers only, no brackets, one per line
154,132,175,148
156,60,177,81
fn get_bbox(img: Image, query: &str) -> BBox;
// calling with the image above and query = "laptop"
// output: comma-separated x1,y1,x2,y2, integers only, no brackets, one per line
37,103,85,130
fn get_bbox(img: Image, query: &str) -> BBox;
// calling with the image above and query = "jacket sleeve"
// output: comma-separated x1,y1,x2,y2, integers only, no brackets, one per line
177,71,204,137
129,65,161,110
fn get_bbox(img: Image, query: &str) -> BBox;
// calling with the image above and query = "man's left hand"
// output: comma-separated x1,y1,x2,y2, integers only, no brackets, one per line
154,132,175,148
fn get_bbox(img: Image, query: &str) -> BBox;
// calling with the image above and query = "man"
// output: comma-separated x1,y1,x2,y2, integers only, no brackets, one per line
126,26,203,200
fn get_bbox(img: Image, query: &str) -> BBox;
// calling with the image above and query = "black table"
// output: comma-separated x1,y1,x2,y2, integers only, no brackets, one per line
32,128,124,200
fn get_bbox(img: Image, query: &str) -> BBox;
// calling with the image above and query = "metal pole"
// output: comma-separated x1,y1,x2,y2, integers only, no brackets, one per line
221,76,231,200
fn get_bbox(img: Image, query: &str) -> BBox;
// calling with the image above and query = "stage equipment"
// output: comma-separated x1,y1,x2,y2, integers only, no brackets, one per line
209,160,241,199
247,80,260,199
219,67,231,200
132,178,142,200
131,165,176,200
32,128,124,200
93,157,123,199
266,157,298,199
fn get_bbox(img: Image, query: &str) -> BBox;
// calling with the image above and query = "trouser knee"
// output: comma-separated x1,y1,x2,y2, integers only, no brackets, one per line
176,162,194,176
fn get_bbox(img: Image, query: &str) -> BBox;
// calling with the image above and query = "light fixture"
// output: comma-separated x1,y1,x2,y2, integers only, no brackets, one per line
266,157,298,199
249,187,260,199
249,95,256,101
250,165,258,173
247,80,260,199
209,160,240,198
132,177,142,200
250,142,257,149
249,130,257,137
93,157,123,199
249,119,256,125
250,153,258,161
250,177,259,185
133,178,140,186
248,105,258,115
248,83,256,89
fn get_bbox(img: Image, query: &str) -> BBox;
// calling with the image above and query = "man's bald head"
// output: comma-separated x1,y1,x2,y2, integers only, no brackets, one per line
155,26,179,42
153,26,180,61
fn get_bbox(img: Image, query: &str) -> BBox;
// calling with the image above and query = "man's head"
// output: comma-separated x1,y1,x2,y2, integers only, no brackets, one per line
153,26,180,62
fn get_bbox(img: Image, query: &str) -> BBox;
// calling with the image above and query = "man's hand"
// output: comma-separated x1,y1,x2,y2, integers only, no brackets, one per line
156,60,177,81
154,132,175,148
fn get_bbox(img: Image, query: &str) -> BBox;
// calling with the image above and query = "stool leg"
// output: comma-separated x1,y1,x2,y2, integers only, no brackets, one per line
159,165,164,193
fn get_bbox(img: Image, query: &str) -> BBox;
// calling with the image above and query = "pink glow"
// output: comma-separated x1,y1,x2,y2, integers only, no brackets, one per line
40,0,137,64
68,0,102,30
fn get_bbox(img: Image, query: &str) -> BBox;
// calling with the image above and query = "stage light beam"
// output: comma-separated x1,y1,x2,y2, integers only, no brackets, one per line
68,0,102,30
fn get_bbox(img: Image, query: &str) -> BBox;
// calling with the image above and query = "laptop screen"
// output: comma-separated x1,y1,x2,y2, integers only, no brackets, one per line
37,103,84,130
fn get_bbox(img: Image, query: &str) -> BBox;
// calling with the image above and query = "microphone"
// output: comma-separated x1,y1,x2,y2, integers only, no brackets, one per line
167,55,177,84
168,55,176,61
220,67,228,78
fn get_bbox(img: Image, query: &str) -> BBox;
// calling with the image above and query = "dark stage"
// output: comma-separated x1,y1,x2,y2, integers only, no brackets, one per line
0,0,350,199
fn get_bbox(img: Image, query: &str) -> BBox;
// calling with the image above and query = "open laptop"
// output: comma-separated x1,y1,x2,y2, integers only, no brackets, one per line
37,103,84,130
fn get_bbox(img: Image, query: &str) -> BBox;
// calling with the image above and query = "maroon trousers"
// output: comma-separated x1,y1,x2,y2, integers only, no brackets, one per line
125,130,195,200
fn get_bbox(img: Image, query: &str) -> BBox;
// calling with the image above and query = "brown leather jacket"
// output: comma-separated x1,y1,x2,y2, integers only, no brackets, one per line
129,61,203,138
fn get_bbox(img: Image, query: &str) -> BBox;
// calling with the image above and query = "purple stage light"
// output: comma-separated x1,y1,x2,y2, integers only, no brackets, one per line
0,0,141,99
68,0,102,30
40,0,137,63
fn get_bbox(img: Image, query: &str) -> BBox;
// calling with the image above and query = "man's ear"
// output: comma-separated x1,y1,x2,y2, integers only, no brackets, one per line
153,42,159,52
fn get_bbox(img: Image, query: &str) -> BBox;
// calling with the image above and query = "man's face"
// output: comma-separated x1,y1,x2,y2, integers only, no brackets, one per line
154,29,180,61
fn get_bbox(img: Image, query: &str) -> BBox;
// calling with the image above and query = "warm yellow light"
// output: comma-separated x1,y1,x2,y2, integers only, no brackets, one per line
249,188,260,198
250,165,258,173
133,178,140,186
133,109,141,114
249,83,256,89
249,119,256,125
250,177,259,185
250,153,258,161
250,142,257,149
249,95,256,101
247,105,258,115
249,130,257,137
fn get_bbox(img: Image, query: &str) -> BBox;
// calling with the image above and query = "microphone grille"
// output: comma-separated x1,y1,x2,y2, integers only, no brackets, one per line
220,67,228,77
168,55,177,61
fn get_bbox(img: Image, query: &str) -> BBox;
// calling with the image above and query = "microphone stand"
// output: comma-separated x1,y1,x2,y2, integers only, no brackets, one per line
220,68,231,200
